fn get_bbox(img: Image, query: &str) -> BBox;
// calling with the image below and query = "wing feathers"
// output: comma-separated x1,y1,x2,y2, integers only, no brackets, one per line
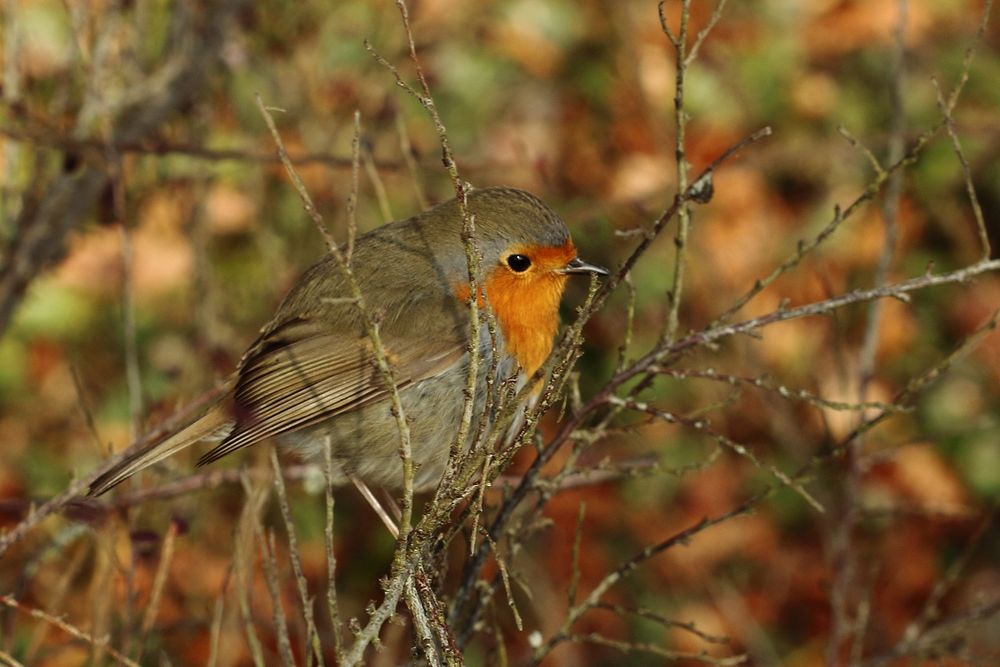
197,326,464,465
88,293,468,493
89,405,230,496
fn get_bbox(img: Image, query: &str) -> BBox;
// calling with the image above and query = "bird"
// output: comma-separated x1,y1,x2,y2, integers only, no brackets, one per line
88,187,607,503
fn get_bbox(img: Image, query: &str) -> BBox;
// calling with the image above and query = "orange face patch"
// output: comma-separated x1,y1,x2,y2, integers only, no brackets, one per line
453,239,576,377
506,239,578,273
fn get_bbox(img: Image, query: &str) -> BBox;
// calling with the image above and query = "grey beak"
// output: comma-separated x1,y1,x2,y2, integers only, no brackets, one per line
561,257,609,276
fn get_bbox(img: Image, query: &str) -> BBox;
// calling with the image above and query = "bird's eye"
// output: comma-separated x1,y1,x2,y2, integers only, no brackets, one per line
506,254,532,272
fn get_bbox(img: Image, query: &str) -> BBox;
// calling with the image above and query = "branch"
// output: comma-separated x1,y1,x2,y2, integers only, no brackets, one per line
0,0,247,335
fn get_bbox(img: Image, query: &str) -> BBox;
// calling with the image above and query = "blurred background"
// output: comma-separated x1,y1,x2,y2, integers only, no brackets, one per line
1,0,998,665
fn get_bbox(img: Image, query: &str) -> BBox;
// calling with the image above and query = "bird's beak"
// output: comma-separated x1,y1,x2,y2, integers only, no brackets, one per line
560,257,609,276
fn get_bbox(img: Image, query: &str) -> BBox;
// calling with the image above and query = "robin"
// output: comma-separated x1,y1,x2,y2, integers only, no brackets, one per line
88,187,607,499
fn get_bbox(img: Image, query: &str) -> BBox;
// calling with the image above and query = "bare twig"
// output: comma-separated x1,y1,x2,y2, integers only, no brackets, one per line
608,395,824,512
346,110,362,266
569,634,746,665
323,436,345,659
894,506,997,657
362,140,394,223
206,567,232,667
0,0,247,336
396,113,429,209
0,124,404,170
933,77,991,259
832,3,909,662
234,474,268,667
530,496,761,664
254,93,416,538
404,577,441,666
0,595,140,667
270,449,324,667
662,0,693,343
259,530,296,667
652,367,906,413
113,163,143,441
138,519,179,646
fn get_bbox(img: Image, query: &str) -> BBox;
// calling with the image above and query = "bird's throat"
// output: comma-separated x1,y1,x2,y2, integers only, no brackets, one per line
455,270,567,377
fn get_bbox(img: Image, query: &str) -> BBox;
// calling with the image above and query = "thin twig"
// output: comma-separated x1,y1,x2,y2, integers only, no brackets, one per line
362,140,394,223
531,495,761,664
234,474,268,667
593,603,735,645
346,110,361,266
323,436,344,659
205,567,232,667
254,93,416,537
259,530,296,667
653,367,906,413
608,395,824,512
270,449,323,667
0,124,407,170
404,577,441,667
0,596,140,667
396,113,429,209
570,634,746,666
932,77,991,259
138,519,178,645
366,0,486,511
567,502,586,607
833,3,909,661
662,0,693,343
114,162,143,441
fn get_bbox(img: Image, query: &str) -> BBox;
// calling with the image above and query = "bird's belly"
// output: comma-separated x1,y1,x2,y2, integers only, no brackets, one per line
276,354,519,491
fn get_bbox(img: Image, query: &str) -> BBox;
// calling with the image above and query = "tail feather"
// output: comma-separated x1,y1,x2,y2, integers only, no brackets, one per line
88,406,231,496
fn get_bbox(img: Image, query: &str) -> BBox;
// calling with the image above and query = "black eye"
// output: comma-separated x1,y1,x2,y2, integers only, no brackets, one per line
506,254,531,272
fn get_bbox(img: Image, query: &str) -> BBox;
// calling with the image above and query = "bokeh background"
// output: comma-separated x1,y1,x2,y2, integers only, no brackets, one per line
1,0,998,665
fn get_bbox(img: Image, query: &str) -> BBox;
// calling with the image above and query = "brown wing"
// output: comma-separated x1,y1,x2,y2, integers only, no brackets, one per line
196,317,464,465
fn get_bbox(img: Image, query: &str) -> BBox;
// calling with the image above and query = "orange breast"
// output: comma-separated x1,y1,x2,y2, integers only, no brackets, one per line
483,268,568,376
453,241,576,377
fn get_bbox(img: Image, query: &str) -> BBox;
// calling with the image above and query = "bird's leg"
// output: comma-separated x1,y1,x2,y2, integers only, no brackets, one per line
350,475,399,539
